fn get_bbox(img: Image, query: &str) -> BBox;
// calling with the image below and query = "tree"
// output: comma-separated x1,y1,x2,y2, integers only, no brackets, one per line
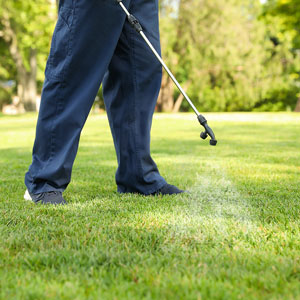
0,0,56,111
159,0,300,112
262,0,300,111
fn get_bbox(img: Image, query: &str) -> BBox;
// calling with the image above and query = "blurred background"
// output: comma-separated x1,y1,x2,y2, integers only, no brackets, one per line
0,0,300,114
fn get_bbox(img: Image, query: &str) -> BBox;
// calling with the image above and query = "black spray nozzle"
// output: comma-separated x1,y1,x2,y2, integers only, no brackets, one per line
198,115,217,146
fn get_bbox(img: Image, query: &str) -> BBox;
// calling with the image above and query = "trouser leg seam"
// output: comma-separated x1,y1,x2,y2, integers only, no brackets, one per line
30,82,63,192
129,24,144,181
29,0,78,193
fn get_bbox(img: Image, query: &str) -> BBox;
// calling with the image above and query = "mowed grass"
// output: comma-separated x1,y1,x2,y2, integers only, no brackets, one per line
0,112,300,300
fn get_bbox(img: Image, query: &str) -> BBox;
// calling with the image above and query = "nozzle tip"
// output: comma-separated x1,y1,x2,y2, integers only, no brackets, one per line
210,139,217,146
200,132,208,140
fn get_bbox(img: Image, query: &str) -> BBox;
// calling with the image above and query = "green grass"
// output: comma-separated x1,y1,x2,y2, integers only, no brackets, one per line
0,112,300,300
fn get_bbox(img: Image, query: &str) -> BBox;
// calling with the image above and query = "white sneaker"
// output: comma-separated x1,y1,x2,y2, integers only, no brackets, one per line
24,189,33,201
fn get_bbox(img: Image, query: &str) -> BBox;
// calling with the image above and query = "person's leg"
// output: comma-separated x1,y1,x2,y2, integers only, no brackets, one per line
102,0,167,195
25,0,130,194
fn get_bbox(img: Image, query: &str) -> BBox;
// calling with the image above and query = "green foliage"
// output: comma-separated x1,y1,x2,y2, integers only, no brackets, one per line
0,86,12,107
160,0,300,111
0,0,300,111
264,0,300,48
253,87,298,111
0,0,55,65
0,0,56,105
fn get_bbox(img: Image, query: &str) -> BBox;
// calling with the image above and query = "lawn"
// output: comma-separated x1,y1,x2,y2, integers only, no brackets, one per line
0,112,300,300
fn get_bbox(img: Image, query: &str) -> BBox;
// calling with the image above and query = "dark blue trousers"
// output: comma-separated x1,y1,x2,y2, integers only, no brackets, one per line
25,0,166,195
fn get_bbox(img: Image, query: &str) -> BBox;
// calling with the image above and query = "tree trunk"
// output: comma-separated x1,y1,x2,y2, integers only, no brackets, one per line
1,11,37,111
16,49,37,112
23,48,37,111
172,93,184,113
157,73,175,112
295,98,300,112
156,0,188,113
172,81,190,112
